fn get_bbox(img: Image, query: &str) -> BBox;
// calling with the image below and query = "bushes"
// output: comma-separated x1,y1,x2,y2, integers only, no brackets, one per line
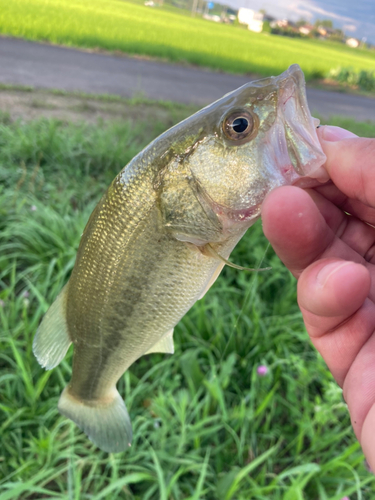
329,67,375,92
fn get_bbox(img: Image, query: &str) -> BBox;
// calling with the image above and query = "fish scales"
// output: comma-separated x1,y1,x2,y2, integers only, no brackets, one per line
67,153,229,428
33,65,327,452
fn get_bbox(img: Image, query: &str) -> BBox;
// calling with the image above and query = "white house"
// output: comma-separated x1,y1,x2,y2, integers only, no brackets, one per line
346,37,359,48
299,25,313,35
238,8,264,32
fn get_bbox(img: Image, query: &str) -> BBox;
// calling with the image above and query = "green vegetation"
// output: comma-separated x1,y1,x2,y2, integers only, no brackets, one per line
0,0,374,80
0,101,375,498
329,67,375,92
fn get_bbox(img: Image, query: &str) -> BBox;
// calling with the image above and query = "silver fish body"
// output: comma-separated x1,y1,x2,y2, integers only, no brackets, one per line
33,64,326,452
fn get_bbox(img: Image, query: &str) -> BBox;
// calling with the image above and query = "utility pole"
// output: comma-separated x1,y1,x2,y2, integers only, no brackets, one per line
191,0,198,16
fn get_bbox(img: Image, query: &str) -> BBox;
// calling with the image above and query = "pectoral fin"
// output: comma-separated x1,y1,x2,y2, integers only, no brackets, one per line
204,244,271,272
145,329,174,355
159,173,222,245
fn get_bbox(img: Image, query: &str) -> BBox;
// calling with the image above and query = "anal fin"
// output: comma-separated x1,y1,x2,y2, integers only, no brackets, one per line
33,284,72,370
145,329,174,355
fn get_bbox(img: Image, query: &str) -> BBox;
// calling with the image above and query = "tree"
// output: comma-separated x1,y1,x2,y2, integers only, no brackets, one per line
296,18,308,27
314,19,333,28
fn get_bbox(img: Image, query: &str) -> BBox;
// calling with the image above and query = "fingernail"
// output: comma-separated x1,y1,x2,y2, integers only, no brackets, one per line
316,261,353,287
320,126,358,142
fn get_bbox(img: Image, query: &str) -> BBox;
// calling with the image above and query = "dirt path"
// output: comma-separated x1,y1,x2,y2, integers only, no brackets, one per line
1,36,374,121
0,87,197,124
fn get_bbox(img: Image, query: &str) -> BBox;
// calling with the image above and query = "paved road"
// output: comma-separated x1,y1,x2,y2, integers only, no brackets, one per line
1,36,374,121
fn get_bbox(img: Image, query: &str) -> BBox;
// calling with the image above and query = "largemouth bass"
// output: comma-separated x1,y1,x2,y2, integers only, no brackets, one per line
33,64,326,453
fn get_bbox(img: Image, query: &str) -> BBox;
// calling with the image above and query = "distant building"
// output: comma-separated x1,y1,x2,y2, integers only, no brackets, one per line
346,37,360,48
270,19,289,29
238,8,264,32
203,13,221,22
299,25,313,35
317,26,327,36
316,26,336,37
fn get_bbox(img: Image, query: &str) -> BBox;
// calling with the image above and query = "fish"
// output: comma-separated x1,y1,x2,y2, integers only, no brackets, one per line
33,64,326,453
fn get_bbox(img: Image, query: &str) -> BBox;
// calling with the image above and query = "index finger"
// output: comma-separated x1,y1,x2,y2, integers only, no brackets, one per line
261,185,375,281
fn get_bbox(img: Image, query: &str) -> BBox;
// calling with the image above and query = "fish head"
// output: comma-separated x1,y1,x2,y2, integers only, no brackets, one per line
183,64,326,229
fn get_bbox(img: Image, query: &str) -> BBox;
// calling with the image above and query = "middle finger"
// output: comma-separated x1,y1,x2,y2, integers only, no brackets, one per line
307,188,375,264
314,182,375,226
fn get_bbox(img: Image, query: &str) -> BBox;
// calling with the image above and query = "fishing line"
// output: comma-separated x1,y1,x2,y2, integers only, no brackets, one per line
220,240,271,362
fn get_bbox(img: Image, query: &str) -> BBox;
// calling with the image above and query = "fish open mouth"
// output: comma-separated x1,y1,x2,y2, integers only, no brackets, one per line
276,65,327,181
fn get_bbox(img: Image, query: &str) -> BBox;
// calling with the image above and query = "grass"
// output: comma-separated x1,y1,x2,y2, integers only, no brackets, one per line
0,109,375,499
0,0,375,81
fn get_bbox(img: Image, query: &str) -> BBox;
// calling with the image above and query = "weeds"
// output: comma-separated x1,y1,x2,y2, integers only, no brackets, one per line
0,115,375,498
329,67,375,92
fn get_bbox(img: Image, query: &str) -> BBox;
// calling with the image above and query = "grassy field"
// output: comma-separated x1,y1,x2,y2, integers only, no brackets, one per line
0,0,375,81
0,92,375,498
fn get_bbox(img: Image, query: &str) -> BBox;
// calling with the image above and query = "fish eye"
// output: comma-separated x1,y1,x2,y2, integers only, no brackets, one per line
222,110,257,142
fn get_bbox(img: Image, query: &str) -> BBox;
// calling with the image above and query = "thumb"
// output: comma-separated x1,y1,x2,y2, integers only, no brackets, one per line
317,126,375,207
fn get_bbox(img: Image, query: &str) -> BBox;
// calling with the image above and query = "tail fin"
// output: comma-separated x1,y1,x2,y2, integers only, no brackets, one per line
33,284,72,370
58,387,132,453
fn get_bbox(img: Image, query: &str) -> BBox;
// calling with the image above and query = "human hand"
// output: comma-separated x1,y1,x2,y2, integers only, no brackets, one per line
261,126,375,470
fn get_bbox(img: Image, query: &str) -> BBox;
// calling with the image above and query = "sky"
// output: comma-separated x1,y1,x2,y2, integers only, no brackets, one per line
225,0,375,44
